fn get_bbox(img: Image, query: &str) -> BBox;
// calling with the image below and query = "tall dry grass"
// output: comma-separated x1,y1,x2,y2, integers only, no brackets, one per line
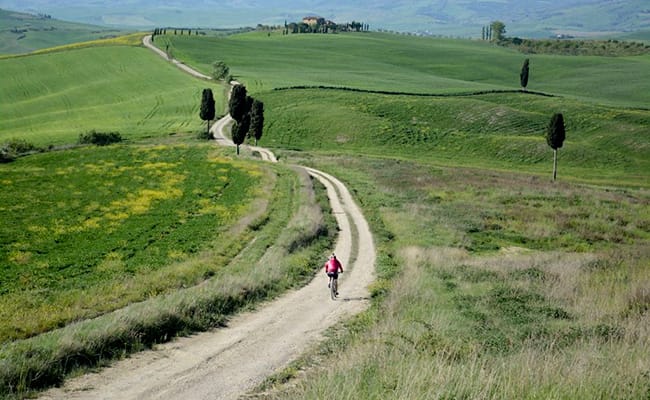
260,244,648,399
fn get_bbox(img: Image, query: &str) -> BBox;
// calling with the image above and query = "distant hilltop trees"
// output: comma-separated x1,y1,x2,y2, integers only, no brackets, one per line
278,16,370,34
481,21,650,57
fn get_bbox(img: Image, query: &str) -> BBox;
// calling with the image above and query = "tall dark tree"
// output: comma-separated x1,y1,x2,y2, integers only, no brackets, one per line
249,99,264,145
199,88,216,136
546,113,566,181
520,58,530,90
229,84,249,122
231,113,250,155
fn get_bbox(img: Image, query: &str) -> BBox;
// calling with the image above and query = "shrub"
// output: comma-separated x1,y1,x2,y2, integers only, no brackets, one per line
0,139,39,163
78,130,123,146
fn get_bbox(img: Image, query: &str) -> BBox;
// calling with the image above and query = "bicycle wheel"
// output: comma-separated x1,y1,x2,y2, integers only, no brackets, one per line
330,278,337,300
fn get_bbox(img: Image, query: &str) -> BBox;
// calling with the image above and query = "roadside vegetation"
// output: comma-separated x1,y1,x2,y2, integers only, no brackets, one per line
255,154,650,400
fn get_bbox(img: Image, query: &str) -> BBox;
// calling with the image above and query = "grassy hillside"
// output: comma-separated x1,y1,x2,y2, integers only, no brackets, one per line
260,154,650,400
2,29,648,399
259,89,649,187
0,43,225,146
161,32,650,187
159,31,650,108
0,8,127,54
158,31,649,399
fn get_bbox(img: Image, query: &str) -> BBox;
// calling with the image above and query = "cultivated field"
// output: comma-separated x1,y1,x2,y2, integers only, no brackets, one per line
158,31,650,107
0,43,224,146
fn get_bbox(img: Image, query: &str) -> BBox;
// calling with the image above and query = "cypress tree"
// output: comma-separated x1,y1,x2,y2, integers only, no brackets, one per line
520,58,530,90
546,113,566,181
231,113,250,155
249,100,264,145
229,85,249,122
199,88,216,136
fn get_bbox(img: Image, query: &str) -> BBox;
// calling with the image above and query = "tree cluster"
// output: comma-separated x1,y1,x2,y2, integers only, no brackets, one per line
228,85,264,154
212,61,230,81
481,21,505,41
500,37,650,56
151,27,202,41
282,19,369,35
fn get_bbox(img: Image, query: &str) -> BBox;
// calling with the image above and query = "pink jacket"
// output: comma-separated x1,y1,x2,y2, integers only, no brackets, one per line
324,258,343,273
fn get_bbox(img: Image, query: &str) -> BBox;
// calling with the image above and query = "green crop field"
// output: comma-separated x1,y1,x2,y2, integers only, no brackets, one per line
158,31,650,107
0,44,225,146
0,142,264,343
0,8,128,54
259,89,650,187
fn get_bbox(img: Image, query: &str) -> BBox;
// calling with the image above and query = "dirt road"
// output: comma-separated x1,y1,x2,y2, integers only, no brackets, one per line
38,36,375,400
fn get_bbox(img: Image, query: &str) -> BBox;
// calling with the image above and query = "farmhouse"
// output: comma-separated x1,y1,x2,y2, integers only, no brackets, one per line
302,16,325,25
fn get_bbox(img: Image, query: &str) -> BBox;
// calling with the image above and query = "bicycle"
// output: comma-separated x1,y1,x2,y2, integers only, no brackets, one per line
329,272,342,300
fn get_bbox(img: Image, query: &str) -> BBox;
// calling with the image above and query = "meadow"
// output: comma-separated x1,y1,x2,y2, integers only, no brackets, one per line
0,141,264,343
157,31,650,398
256,154,650,400
2,28,649,399
0,8,128,55
158,31,650,107
0,42,224,146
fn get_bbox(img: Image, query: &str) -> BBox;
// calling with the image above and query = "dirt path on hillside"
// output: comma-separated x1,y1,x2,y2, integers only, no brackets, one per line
142,35,212,80
38,36,375,400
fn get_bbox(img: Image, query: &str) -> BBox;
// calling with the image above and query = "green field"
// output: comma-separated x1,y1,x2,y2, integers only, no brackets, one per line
2,29,649,399
0,141,266,341
158,31,650,399
0,44,225,146
157,31,650,107
0,8,128,54
258,89,650,187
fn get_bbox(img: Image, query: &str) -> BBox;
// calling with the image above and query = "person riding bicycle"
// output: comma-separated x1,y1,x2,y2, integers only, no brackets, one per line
324,253,343,294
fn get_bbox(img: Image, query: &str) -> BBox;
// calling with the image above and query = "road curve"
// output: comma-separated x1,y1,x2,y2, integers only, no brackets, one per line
142,35,212,80
38,35,376,400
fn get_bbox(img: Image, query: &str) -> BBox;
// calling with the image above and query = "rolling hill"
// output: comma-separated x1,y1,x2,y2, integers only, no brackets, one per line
0,25,648,399
0,8,127,54
1,0,649,37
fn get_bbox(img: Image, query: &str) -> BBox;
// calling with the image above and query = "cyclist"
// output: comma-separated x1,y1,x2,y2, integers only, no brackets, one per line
324,253,344,294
